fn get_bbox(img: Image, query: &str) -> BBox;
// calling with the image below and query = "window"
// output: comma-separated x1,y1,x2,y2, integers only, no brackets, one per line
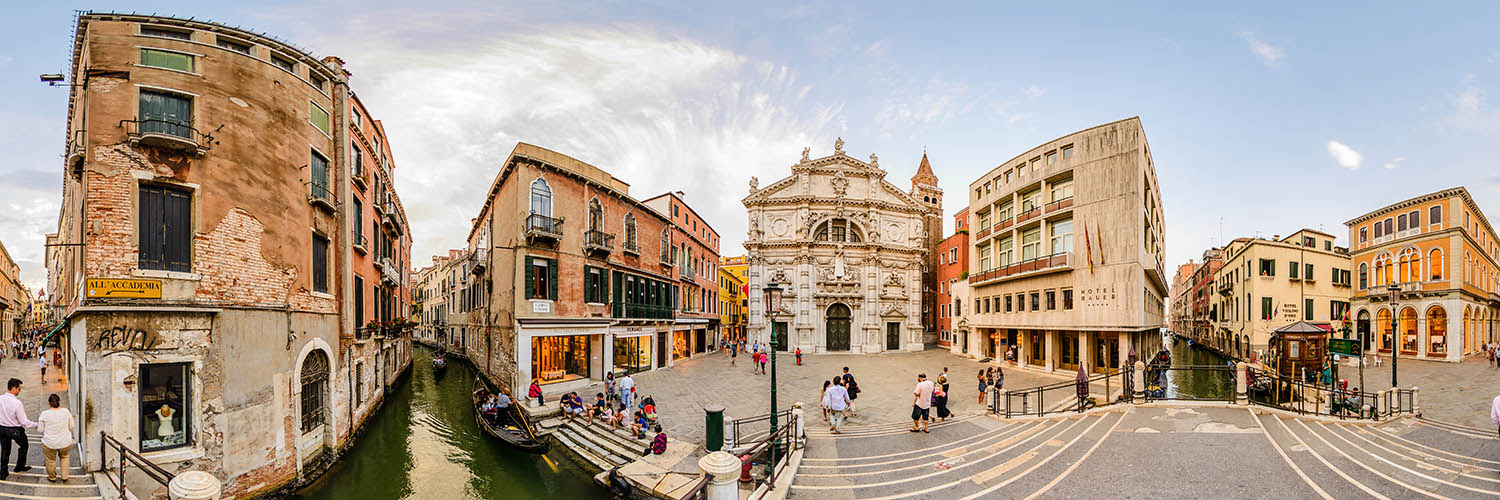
1050,179,1074,202
1046,290,1056,310
1005,170,1013,183
1261,297,1273,320
1049,218,1073,255
978,210,991,230
1325,240,1332,251
354,275,365,328
216,36,251,55
526,257,558,300
1020,228,1041,261
949,248,957,263
813,218,862,242
997,200,1014,222
585,267,608,304
1062,289,1073,310
1061,145,1074,159
1359,263,1369,288
1020,189,1040,212
1018,293,1026,311
1408,210,1420,229
139,89,193,139
309,102,331,135
140,25,191,40
1374,222,1384,238
1360,227,1368,244
1304,299,1313,321
530,178,552,217
1383,218,1393,236
1005,295,1013,312
140,49,194,72
309,73,327,92
270,53,296,73
140,363,191,452
1258,258,1275,277
1289,261,1299,280
1430,248,1444,280
1030,292,1040,311
1046,151,1058,164
1305,263,1314,281
354,362,364,406
1430,205,1442,225
299,351,329,433
1397,213,1408,232
312,233,329,293
310,149,330,201
138,184,192,272
624,213,638,251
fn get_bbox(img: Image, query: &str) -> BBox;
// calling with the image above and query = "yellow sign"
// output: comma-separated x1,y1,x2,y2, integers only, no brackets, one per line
87,279,162,299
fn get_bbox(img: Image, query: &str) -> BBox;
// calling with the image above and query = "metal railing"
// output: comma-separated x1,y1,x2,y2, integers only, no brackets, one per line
525,213,564,239
1043,197,1074,213
1141,365,1237,403
729,409,793,448
735,418,797,494
1246,368,1415,420
996,368,1125,418
308,182,334,207
120,118,213,154
969,252,1071,284
610,302,675,320
100,432,175,497
584,230,616,252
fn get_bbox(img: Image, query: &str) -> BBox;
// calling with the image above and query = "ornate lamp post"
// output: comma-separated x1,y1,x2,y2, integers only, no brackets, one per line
763,282,784,465
1387,283,1400,387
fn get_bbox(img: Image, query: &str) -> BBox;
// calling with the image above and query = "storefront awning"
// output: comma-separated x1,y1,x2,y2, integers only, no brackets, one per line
39,322,66,346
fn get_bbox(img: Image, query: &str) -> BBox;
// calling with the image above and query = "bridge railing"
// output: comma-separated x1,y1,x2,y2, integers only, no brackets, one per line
1141,364,1237,403
100,432,175,497
728,408,793,448
1245,367,1417,420
994,368,1126,418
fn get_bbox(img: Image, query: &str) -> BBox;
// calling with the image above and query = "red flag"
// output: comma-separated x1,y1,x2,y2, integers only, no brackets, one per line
1084,224,1094,274
1095,222,1105,265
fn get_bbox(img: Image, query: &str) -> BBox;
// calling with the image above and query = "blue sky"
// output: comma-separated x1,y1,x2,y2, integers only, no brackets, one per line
3,1,1498,290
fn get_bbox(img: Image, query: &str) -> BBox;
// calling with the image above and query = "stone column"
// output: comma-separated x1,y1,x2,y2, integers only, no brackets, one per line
1078,332,1091,376
792,402,805,441
169,471,222,500
1235,362,1248,406
1132,360,1146,400
1018,331,1028,368
1044,330,1056,372
698,451,742,500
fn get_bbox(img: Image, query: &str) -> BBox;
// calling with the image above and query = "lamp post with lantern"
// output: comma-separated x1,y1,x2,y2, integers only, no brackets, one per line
762,282,784,466
1387,283,1400,387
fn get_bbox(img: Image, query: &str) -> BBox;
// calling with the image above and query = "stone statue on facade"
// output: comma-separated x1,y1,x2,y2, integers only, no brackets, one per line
749,176,759,193
868,153,879,167
834,137,845,155
801,147,811,162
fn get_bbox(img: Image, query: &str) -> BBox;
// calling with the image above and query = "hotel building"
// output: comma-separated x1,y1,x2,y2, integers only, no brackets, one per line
1211,230,1353,360
1346,187,1499,362
965,117,1167,373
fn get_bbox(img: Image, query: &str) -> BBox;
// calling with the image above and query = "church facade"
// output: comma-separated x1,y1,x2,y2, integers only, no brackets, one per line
743,139,943,353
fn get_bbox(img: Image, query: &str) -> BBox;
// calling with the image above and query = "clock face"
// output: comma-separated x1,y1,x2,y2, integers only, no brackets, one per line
772,218,790,237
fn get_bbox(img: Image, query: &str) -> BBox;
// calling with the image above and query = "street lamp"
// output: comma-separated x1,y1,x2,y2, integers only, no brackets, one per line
1387,283,1400,388
763,282,784,465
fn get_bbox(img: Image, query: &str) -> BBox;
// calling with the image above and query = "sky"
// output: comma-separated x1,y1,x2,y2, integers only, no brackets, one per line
3,1,1499,291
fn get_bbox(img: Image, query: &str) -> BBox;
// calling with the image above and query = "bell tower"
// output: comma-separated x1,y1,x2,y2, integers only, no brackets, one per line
910,152,943,345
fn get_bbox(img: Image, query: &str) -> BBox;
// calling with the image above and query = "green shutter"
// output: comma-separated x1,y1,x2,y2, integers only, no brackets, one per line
310,102,330,134
141,49,193,72
548,258,559,299
524,256,534,299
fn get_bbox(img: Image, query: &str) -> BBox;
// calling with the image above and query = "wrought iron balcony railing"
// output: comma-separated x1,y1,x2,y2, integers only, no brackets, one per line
584,229,615,255
525,213,563,241
121,118,213,156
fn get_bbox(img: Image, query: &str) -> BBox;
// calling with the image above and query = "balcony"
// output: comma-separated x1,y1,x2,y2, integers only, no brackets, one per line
121,118,213,156
584,230,615,256
524,213,564,242
1044,197,1074,214
307,182,335,212
380,200,402,235
1015,208,1041,225
353,233,368,254
659,250,674,267
1217,280,1232,295
975,226,992,240
995,217,1014,232
610,301,675,320
623,240,640,256
378,257,401,286
967,252,1071,285
352,162,369,190
469,248,487,275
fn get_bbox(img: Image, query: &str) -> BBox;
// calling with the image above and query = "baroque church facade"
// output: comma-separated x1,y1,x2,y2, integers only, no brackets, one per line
743,139,943,354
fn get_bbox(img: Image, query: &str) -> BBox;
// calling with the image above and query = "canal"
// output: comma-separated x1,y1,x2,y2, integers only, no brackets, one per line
1159,335,1237,400
297,346,605,500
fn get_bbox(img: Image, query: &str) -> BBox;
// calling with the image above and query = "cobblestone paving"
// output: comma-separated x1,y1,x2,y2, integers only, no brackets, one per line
1337,354,1500,431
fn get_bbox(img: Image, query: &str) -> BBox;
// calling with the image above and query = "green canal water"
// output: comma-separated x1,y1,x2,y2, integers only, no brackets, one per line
296,346,605,500
1161,336,1237,400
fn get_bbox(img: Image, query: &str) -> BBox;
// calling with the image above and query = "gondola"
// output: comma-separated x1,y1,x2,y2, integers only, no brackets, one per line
472,377,551,454
431,351,447,371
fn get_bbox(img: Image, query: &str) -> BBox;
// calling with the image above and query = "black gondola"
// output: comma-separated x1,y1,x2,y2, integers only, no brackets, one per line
432,352,447,371
472,377,551,454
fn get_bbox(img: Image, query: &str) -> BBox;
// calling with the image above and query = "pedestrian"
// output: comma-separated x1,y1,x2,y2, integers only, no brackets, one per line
1492,394,1500,439
995,365,1005,392
795,347,803,366
758,350,768,375
730,343,738,366
820,380,832,421
977,369,988,406
823,377,850,434
38,354,46,384
0,378,37,479
528,378,544,407
910,373,933,433
841,367,859,416
38,394,73,483
604,372,616,405
934,374,951,422
618,373,636,411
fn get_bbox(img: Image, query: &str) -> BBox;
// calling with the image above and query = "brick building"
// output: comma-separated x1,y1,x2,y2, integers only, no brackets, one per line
936,207,970,349
412,249,464,347
1189,247,1223,346
643,191,723,359
0,241,23,341
45,13,411,497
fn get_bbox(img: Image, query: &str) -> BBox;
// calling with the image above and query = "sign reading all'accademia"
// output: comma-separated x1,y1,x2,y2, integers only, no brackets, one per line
87,278,163,299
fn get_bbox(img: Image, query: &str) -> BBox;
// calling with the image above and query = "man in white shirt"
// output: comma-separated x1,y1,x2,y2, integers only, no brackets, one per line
910,373,934,433
0,378,37,480
823,380,851,434
618,374,636,412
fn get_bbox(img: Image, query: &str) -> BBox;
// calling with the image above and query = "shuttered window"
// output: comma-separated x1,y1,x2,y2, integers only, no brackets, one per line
138,184,191,272
309,102,330,135
524,257,558,300
312,233,329,293
139,90,192,138
310,149,330,201
140,49,194,72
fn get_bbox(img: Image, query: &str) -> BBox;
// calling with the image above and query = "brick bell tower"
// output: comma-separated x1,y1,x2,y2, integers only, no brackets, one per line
910,152,943,346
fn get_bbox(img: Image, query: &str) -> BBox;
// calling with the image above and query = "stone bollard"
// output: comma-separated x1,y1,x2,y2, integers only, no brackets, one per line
1235,362,1248,406
1132,361,1146,401
792,402,805,441
168,471,222,500
1411,386,1420,416
699,451,742,500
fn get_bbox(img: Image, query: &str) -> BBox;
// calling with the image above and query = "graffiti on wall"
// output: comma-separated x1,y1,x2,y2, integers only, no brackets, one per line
89,326,163,355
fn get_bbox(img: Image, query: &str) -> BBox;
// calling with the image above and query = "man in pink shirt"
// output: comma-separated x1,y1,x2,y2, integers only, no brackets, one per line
0,378,37,479
910,373,933,433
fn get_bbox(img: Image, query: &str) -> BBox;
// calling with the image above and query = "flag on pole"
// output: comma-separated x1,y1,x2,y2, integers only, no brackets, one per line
1095,222,1105,265
1084,223,1094,274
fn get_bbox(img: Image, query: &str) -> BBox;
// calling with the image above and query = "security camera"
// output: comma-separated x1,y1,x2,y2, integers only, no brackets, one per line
39,74,65,84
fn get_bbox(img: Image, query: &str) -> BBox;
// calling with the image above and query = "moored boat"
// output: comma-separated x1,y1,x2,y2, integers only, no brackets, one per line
472,377,550,454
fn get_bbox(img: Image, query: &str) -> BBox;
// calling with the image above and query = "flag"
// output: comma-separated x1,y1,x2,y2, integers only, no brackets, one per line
1084,224,1094,274
1095,222,1105,265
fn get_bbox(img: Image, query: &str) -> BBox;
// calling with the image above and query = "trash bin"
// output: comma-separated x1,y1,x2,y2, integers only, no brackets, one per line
704,404,725,451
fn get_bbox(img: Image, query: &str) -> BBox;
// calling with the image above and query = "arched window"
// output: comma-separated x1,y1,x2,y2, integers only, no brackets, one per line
588,199,603,231
624,213,638,251
1406,248,1422,283
1427,306,1447,356
1397,251,1410,283
300,350,330,433
659,228,671,262
530,177,552,217
813,218,863,243
1358,263,1368,289
1429,248,1444,280
1382,254,1394,286
1376,308,1392,351
1399,307,1418,354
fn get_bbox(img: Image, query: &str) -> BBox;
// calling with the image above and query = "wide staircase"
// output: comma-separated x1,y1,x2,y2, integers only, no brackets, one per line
0,432,100,500
540,417,655,472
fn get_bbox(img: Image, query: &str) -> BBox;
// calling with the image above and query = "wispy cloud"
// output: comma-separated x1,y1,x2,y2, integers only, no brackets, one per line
1448,80,1500,138
1383,157,1405,169
1239,31,1285,66
1326,140,1363,170
1022,85,1048,98
875,77,973,139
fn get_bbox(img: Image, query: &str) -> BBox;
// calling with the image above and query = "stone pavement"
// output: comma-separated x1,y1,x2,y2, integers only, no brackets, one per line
0,350,95,499
1335,354,1500,431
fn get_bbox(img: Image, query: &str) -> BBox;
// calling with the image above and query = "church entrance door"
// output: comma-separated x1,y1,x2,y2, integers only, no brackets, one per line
886,322,900,351
825,304,851,351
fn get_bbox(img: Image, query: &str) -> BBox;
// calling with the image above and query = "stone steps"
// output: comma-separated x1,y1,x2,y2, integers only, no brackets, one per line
0,435,100,500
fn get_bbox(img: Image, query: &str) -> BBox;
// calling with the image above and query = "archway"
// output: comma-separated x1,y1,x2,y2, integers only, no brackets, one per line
1356,310,1371,351
1427,306,1447,358
1399,307,1418,354
1376,308,1392,352
825,303,851,351
299,348,331,460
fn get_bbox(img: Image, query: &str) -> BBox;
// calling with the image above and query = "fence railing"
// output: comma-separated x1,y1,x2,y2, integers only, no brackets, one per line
729,408,793,448
736,418,797,494
1246,368,1415,420
100,432,175,497
1142,364,1237,403
995,368,1126,418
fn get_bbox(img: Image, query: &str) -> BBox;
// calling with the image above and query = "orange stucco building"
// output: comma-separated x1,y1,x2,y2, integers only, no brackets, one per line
1346,187,1498,361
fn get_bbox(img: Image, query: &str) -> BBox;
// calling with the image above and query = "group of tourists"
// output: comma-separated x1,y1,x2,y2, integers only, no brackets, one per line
0,379,74,483
730,340,772,375
819,367,860,433
558,372,667,450
1486,342,1500,368
909,368,959,433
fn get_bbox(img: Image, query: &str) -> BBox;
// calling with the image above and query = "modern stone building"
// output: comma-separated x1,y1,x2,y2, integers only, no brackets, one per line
1346,187,1498,362
46,13,411,497
742,140,939,354
1211,230,1353,360
965,117,1167,373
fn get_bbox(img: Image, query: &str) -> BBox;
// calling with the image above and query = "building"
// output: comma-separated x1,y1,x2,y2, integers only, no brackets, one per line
1168,260,1197,336
913,155,945,345
965,117,1167,373
0,241,23,341
1188,248,1223,346
722,255,749,340
742,139,938,354
936,207,970,349
458,143,691,396
1346,187,1498,362
1211,231,1352,360
46,13,412,497
412,250,464,347
719,265,746,344
643,192,723,359
722,255,749,282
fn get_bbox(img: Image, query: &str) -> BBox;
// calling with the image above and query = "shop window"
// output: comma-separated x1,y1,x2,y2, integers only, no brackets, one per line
613,335,651,375
533,335,589,383
140,363,190,452
1427,307,1447,355
673,332,690,360
138,184,192,272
